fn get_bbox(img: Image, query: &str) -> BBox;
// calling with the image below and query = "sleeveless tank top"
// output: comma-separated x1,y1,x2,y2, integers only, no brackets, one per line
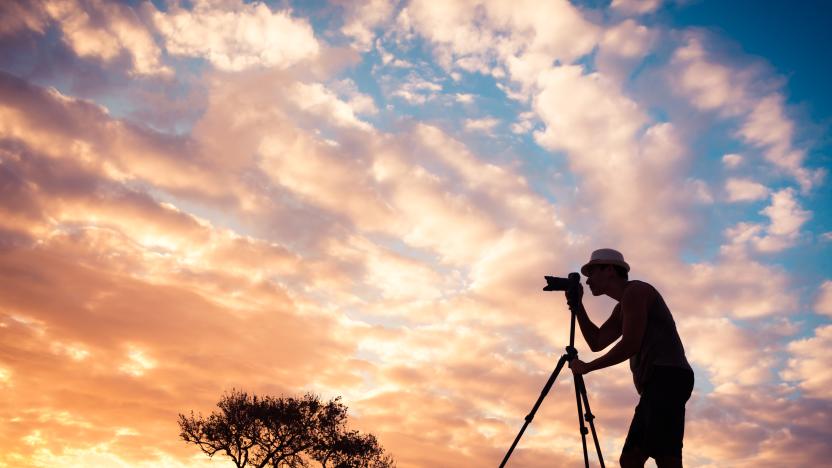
623,280,692,394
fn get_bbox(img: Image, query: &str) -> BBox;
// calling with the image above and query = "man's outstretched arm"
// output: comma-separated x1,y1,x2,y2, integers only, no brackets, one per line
566,283,599,349
566,284,622,352
572,283,648,373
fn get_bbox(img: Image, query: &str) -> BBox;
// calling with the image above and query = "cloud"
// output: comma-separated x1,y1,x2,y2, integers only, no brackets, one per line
725,177,769,202
722,188,811,253
610,0,663,16
2,0,168,75
0,59,584,466
755,188,811,252
374,39,414,69
287,81,373,131
669,34,824,191
337,0,396,51
533,66,645,155
681,178,712,204
464,117,499,134
401,0,599,91
531,64,698,271
330,79,380,115
153,0,319,71
671,254,797,320
0,238,356,466
597,19,657,80
0,0,49,36
721,153,743,168
510,112,536,134
781,325,832,399
815,281,832,317
685,388,832,466
683,317,777,392
259,128,393,228
390,73,443,104
1,2,830,467
0,75,381,464
454,92,474,103
0,71,227,199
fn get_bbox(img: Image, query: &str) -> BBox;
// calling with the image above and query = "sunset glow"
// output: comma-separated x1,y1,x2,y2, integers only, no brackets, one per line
1,1,831,467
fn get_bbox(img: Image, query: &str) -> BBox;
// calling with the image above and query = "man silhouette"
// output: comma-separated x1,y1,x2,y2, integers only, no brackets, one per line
566,249,694,468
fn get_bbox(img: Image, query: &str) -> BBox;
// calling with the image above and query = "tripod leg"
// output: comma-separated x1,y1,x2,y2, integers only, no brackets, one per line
499,354,570,468
576,375,605,468
572,374,590,468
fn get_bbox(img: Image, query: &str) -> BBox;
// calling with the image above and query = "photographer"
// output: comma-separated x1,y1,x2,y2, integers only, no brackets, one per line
566,249,694,468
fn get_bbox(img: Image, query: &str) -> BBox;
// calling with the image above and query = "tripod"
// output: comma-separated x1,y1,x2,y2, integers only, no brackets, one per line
499,286,605,468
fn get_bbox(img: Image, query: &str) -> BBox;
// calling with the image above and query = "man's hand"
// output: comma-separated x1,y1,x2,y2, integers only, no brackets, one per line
565,281,583,309
569,358,591,375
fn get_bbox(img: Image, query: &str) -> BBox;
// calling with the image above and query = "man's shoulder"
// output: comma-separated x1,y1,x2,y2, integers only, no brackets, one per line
623,280,658,301
625,279,654,292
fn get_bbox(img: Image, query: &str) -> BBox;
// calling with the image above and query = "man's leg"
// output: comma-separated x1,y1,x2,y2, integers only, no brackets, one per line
621,394,649,468
648,368,693,468
654,455,682,468
619,448,648,468
618,401,649,468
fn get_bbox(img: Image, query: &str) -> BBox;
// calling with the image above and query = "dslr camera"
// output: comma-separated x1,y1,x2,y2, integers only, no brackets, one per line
542,272,580,291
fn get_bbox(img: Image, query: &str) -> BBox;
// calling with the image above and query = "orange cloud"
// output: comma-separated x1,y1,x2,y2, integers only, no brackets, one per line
0,2,829,467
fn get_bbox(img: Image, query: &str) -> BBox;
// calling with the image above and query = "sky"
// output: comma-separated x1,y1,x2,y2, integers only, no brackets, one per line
0,0,830,467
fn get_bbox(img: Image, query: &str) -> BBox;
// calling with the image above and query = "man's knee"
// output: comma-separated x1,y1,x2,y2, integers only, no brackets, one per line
655,455,682,468
619,450,647,468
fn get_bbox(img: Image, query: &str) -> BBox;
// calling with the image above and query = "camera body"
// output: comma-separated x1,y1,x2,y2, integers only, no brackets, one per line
543,272,580,291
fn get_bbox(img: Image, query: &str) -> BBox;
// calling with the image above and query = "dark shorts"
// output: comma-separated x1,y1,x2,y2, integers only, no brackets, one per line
622,366,694,459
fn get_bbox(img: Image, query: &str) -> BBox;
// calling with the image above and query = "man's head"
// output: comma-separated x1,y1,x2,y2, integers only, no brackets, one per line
581,248,630,296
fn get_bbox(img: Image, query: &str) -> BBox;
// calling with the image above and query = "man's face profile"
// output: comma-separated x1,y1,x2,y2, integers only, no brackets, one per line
585,264,614,296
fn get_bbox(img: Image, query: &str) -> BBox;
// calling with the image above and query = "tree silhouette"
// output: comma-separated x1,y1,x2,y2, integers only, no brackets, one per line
178,390,394,468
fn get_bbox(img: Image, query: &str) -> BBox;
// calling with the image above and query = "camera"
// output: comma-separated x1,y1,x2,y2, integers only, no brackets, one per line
542,272,580,291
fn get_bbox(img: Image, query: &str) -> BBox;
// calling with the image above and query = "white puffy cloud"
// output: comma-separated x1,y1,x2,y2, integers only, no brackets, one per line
464,117,499,134
815,281,832,317
683,317,777,392
756,188,811,251
454,93,475,104
737,95,824,191
722,188,811,253
687,178,714,204
781,325,832,399
288,82,373,131
597,19,657,79
534,66,645,154
725,178,770,202
389,74,443,104
257,128,393,233
510,123,532,134
669,35,824,191
402,0,599,91
671,255,797,319
670,37,750,114
338,0,396,51
9,0,169,75
374,39,414,69
532,64,695,270
610,0,663,15
154,0,319,71
722,153,744,168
